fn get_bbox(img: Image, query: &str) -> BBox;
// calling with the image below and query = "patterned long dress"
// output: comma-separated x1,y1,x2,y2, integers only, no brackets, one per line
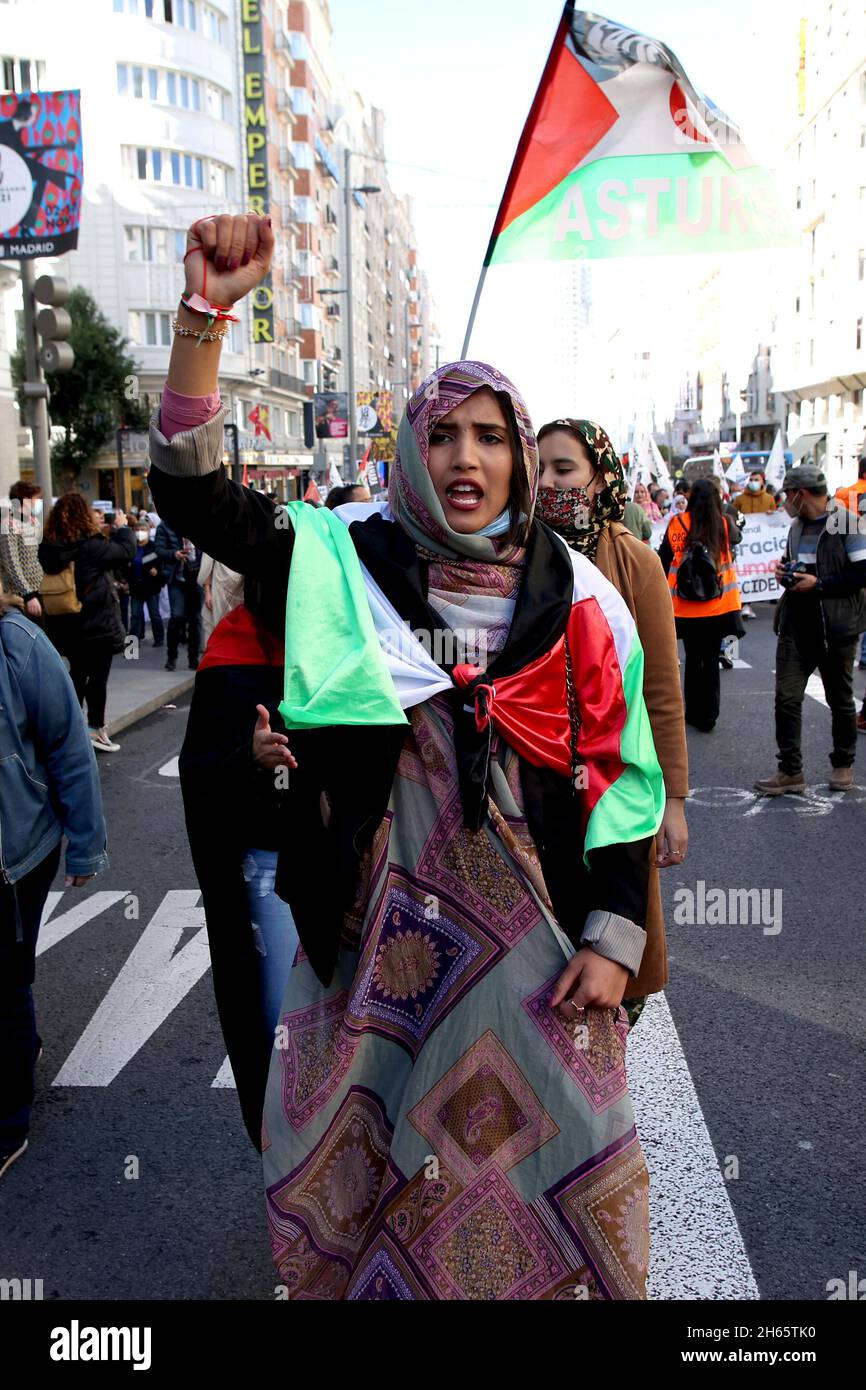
262,681,652,1301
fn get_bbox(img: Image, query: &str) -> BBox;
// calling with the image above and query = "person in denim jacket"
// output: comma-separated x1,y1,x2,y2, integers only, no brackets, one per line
0,601,109,1178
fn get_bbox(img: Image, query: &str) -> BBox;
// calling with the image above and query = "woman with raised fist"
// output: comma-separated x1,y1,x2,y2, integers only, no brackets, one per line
148,213,664,1302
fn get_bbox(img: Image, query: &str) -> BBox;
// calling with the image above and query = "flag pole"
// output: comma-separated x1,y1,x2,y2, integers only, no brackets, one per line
460,262,490,360
459,0,574,361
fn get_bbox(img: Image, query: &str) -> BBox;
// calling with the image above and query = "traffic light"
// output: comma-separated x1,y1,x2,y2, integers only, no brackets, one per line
34,275,75,374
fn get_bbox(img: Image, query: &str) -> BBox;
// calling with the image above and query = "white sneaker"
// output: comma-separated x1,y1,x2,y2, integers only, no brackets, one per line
90,726,120,753
742,605,756,619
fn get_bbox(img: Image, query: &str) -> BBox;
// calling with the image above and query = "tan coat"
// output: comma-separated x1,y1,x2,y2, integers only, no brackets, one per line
736,488,776,514
594,522,689,996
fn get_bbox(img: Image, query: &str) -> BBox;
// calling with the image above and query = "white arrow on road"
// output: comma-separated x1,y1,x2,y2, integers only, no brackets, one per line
37,891,131,957
53,890,211,1087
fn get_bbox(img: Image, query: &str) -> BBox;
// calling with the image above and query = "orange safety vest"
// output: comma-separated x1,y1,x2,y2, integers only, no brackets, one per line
665,512,742,620
834,478,866,515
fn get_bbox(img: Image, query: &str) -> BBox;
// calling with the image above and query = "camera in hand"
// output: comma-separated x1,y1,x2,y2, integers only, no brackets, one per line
778,561,807,589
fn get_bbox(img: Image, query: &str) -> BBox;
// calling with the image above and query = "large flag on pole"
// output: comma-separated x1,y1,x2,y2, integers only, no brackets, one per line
483,6,794,269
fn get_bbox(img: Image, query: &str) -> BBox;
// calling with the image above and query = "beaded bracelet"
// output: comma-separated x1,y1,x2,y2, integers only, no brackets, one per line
171,317,229,346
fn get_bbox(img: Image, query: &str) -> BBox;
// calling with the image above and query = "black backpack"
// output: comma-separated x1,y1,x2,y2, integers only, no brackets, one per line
675,533,723,603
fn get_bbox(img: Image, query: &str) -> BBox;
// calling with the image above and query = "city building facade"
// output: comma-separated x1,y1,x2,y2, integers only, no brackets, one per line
772,0,866,489
1,0,434,498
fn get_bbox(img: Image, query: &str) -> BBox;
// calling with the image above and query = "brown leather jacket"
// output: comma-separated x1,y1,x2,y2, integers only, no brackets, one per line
595,522,689,996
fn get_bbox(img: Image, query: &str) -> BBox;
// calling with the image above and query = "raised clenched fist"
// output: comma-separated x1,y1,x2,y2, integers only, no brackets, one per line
183,213,275,308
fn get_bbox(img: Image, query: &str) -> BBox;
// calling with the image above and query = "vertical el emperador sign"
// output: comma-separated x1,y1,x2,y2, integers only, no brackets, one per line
241,0,274,343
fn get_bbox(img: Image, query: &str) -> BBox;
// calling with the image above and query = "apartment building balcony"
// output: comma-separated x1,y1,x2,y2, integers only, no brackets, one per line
275,90,296,124
286,260,303,286
284,318,304,342
323,254,340,277
278,146,296,173
323,205,339,233
270,368,308,397
326,302,341,318
278,200,301,232
275,30,293,63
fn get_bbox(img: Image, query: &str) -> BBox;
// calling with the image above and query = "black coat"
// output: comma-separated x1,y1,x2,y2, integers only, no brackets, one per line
154,522,201,587
179,661,290,1149
39,528,135,645
150,463,652,990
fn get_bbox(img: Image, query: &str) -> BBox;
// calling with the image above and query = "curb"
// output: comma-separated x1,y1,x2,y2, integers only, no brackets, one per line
106,674,196,737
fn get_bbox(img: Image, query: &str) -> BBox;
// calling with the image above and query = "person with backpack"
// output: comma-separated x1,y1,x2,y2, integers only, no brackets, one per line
38,494,135,753
0,598,109,1177
658,477,744,732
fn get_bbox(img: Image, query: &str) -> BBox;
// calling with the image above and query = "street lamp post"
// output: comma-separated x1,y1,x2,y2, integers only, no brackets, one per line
342,147,380,475
344,147,357,472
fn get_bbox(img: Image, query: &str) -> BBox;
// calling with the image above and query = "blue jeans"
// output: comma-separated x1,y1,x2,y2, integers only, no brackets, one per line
130,592,165,644
241,849,299,1039
0,842,61,1149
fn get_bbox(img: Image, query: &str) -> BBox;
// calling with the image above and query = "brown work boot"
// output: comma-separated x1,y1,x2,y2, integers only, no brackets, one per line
828,766,854,792
753,770,806,796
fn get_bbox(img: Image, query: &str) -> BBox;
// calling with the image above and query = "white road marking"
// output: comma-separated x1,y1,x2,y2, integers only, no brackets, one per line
52,891,211,1086
212,1056,236,1088
37,891,131,957
629,993,760,1300
158,756,180,777
805,673,828,708
731,658,751,669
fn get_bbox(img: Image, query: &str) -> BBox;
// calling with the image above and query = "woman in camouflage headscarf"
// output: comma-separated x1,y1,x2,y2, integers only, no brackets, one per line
537,417,690,1026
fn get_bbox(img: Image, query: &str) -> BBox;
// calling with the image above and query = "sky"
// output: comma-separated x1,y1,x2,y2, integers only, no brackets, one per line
329,0,798,426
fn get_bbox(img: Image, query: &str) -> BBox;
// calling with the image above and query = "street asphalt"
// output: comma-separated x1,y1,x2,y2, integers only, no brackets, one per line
1,603,864,1301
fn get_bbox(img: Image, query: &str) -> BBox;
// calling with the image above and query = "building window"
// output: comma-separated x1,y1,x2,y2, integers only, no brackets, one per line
208,162,226,196
795,186,801,210
125,146,211,189
125,226,185,263
858,318,863,351
129,310,173,347
204,5,224,42
172,0,197,30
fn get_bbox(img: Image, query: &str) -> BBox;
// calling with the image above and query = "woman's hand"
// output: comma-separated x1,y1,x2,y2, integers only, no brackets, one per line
203,581,213,612
184,213,274,307
656,796,688,867
549,947,629,1014
25,596,42,618
252,704,298,773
